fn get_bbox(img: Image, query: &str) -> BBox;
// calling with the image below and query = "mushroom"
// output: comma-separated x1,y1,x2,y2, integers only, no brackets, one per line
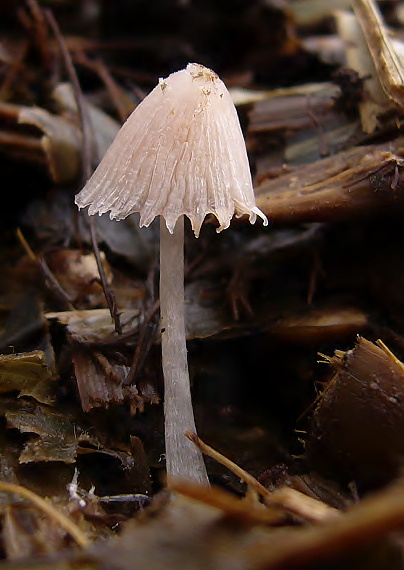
75,63,268,485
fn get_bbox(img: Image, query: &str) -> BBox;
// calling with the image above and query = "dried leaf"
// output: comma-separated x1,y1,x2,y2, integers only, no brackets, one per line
5,405,92,464
16,79,121,186
53,82,120,163
18,107,82,184
0,352,54,405
19,437,79,464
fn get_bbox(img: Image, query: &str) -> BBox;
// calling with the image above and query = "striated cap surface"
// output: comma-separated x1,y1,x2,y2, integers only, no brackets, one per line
75,63,268,237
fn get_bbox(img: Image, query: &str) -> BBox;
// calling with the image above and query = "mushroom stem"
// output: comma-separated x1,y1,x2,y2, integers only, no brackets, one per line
160,216,209,485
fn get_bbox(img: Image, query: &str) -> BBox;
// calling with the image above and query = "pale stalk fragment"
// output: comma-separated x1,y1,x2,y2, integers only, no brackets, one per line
160,217,208,484
353,0,404,109
335,10,389,133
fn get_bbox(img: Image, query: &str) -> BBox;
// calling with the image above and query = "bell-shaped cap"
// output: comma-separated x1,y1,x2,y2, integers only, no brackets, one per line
75,63,268,237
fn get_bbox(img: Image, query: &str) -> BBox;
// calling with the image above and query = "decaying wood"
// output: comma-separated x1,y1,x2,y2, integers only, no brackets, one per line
255,141,404,223
308,337,404,486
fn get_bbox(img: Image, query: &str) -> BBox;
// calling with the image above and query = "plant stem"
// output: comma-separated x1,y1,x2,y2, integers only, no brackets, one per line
160,216,209,485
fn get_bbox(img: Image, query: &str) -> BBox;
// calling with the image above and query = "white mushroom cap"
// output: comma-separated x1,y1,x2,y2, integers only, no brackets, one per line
75,63,268,237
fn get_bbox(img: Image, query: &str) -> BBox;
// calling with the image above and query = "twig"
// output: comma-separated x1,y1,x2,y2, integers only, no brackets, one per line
376,338,404,373
44,10,92,181
45,9,122,334
185,431,339,523
16,228,75,310
170,479,285,526
25,0,53,77
0,481,89,548
88,218,122,334
124,299,159,386
72,50,134,123
124,225,160,385
306,94,329,157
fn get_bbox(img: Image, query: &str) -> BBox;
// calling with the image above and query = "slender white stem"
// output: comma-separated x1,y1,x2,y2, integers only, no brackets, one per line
160,216,209,485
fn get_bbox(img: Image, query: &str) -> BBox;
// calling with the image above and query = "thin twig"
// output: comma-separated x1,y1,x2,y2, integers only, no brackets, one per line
16,228,75,311
307,94,329,157
170,479,285,526
185,431,280,497
376,338,404,373
185,431,339,523
88,218,122,334
124,299,159,386
45,9,122,334
44,10,92,180
26,0,53,77
124,259,159,385
72,50,134,122
0,481,90,548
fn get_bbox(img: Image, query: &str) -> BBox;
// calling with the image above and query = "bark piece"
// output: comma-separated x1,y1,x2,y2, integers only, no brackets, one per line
308,337,404,487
